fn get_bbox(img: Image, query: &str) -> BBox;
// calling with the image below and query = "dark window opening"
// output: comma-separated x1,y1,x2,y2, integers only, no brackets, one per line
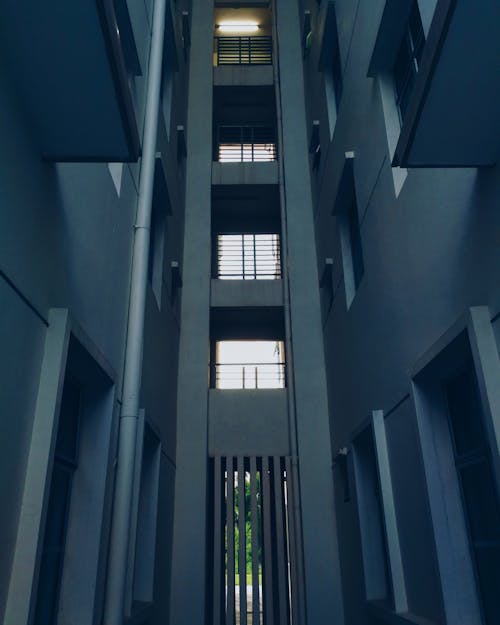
393,1,425,124
347,198,364,290
33,375,82,625
444,362,500,625
331,23,343,109
354,427,393,606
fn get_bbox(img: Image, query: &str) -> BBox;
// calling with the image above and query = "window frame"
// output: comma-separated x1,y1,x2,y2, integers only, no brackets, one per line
4,310,117,625
352,412,408,612
319,1,343,139
125,412,162,617
410,307,500,625
393,1,425,124
33,375,83,625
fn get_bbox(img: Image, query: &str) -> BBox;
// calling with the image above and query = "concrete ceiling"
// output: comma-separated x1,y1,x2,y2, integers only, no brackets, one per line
214,7,272,35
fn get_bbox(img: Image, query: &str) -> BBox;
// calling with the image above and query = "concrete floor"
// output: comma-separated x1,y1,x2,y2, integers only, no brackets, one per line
234,586,263,624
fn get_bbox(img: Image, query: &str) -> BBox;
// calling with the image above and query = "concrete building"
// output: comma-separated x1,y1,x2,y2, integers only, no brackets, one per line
0,1,499,625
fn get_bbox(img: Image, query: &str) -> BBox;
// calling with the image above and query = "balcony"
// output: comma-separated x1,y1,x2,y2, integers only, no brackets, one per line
211,188,283,309
393,0,500,167
0,0,141,161
213,6,274,86
208,311,289,456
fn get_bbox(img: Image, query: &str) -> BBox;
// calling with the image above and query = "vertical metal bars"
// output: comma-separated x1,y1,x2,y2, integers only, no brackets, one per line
213,456,224,625
227,461,236,625
238,457,247,625
212,456,292,625
285,457,300,625
273,457,288,625
250,457,260,625
261,456,275,625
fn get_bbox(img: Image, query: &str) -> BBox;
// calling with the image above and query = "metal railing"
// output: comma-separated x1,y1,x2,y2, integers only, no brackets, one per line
217,234,281,280
215,363,286,389
217,125,277,163
214,36,273,66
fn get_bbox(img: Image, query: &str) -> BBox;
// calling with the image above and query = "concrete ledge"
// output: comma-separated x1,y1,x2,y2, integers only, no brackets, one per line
208,389,289,456
211,279,283,308
368,601,439,625
212,161,279,186
214,65,274,86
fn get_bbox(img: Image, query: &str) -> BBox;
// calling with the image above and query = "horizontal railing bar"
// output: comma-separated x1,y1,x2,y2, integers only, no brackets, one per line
215,363,285,368
215,361,286,389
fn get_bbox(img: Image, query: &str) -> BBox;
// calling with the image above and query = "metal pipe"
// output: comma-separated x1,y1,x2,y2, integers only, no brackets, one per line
103,0,167,621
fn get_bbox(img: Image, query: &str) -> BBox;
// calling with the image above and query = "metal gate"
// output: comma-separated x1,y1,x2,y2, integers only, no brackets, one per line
210,456,298,625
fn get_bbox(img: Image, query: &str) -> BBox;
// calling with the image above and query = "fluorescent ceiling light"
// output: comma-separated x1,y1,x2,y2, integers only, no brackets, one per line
218,22,259,33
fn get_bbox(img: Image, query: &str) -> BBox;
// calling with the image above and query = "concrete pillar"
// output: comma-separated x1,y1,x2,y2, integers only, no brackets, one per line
275,1,345,622
168,1,215,624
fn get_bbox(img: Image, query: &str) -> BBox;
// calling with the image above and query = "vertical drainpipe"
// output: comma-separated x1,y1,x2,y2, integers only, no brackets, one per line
103,0,167,622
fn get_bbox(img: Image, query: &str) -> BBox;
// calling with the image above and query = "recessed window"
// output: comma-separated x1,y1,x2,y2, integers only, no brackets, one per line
334,155,364,307
353,425,393,605
148,198,166,309
130,423,161,613
33,375,82,625
214,340,285,389
348,199,364,290
444,362,500,625
162,63,175,138
393,1,425,124
412,315,500,625
340,193,364,308
324,4,343,138
216,234,281,280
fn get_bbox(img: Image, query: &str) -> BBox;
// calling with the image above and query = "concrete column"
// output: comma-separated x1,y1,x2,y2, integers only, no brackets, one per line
274,1,345,622
168,1,215,624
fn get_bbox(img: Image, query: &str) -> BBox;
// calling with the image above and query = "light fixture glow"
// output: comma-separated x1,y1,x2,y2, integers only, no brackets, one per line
218,21,259,33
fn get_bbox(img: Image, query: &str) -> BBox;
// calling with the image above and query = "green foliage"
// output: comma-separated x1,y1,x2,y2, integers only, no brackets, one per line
227,472,262,576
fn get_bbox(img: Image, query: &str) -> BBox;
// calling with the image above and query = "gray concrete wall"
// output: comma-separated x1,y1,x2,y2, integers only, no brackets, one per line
275,1,345,622
0,281,47,621
0,0,189,621
302,0,500,623
211,278,283,308
208,390,289,456
214,65,274,87
212,161,279,185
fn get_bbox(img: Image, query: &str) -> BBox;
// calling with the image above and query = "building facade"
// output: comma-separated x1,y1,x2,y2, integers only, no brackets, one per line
0,1,499,625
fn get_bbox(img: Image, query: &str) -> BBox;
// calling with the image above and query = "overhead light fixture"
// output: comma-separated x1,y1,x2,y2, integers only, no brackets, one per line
218,21,259,33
